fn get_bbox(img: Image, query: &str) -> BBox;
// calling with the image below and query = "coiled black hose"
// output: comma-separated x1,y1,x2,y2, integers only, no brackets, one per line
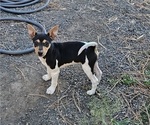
0,0,50,14
0,17,46,55
0,0,50,55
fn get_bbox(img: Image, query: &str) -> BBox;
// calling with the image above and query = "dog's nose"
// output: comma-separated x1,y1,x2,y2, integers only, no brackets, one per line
38,51,43,56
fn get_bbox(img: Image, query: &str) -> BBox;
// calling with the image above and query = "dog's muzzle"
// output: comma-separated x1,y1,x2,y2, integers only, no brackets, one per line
38,51,43,56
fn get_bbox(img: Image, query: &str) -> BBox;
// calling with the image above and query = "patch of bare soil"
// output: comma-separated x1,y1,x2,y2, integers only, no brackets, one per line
0,0,150,125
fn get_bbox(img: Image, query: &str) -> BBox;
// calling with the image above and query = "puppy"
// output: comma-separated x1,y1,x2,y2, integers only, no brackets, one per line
27,24,102,95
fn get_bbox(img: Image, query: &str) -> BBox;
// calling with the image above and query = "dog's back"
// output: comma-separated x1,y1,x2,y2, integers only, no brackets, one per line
45,41,97,70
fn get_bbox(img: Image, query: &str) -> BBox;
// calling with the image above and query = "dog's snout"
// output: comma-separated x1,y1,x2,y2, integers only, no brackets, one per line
38,51,43,56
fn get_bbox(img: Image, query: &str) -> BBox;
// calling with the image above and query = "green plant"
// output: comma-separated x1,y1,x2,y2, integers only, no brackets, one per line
87,95,121,125
79,116,91,125
111,119,130,125
143,79,150,86
140,103,150,125
145,69,150,77
121,74,136,85
107,78,119,85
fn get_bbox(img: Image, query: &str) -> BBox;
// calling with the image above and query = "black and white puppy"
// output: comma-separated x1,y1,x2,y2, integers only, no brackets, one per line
27,24,102,95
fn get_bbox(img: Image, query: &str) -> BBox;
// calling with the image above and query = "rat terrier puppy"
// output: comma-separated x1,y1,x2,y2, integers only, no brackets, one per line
27,24,102,95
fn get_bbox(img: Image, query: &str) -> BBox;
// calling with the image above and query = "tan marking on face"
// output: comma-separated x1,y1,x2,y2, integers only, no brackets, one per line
43,39,47,43
43,44,50,56
33,39,40,55
42,39,50,56
34,46,39,55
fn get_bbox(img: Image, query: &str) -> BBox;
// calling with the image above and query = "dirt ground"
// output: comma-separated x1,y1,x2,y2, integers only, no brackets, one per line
0,0,150,125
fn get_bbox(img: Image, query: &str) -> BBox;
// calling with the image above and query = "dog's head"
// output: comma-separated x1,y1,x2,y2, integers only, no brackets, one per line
27,24,58,57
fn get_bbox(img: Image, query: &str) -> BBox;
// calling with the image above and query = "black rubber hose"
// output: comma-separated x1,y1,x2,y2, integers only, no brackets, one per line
1,0,39,8
1,0,35,5
0,17,46,55
0,0,50,55
0,0,50,14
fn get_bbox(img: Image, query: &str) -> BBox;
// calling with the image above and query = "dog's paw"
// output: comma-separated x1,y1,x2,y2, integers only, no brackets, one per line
46,86,56,94
87,90,95,95
42,74,51,81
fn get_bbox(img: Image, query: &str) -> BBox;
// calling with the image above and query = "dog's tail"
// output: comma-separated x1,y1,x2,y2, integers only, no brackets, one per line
78,42,98,56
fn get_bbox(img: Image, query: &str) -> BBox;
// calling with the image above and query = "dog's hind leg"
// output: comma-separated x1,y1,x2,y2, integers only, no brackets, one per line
94,61,102,83
82,58,99,95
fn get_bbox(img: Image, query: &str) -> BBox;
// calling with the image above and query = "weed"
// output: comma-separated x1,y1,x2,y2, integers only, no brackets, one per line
78,116,91,125
121,74,137,86
145,69,150,77
140,102,150,125
143,80,150,87
107,74,137,87
107,78,119,85
111,119,130,125
86,94,121,125
143,69,150,86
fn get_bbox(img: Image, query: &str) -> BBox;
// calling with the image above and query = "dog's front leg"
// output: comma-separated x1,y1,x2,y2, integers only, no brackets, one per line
46,68,60,94
42,67,51,81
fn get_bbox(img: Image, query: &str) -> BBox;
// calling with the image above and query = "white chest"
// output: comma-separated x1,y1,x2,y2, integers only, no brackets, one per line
38,57,79,70
38,57,48,67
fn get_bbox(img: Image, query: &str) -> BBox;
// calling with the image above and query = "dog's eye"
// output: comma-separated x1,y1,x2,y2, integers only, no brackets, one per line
43,42,49,47
33,41,39,47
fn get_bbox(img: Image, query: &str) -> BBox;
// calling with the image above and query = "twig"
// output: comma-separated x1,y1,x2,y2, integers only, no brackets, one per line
49,95,68,108
25,64,39,71
144,103,150,124
28,94,49,99
121,93,143,125
15,66,25,80
136,34,145,42
129,93,140,103
141,55,150,79
57,107,73,125
41,95,68,116
25,64,43,74
72,90,81,113
56,94,73,125
63,84,72,94
97,35,107,50
107,78,121,93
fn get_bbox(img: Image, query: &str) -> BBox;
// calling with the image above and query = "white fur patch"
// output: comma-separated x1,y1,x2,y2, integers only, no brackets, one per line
60,61,78,68
82,57,99,95
46,86,56,94
42,74,51,81
78,42,97,55
45,60,60,95
39,57,47,67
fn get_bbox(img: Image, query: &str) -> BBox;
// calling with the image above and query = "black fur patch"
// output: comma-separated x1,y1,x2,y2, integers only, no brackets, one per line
44,41,97,73
33,34,52,44
32,34,97,73
86,46,97,73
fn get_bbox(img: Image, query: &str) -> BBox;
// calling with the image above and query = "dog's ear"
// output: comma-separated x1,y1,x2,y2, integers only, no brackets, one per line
48,25,59,39
27,24,36,39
